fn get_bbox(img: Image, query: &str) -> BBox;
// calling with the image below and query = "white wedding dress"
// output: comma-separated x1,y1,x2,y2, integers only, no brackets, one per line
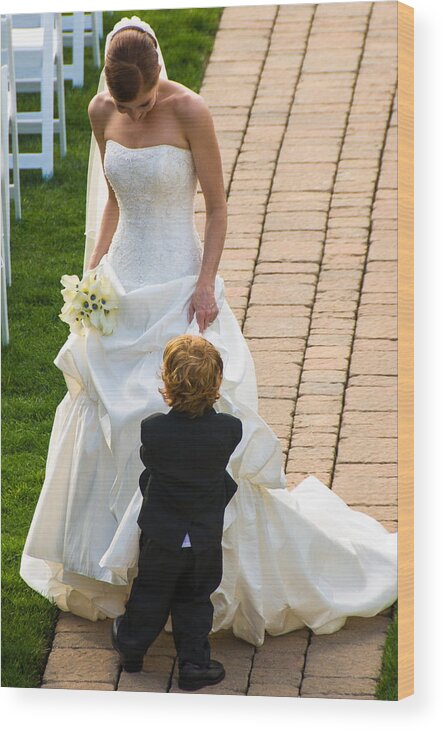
20,138,397,645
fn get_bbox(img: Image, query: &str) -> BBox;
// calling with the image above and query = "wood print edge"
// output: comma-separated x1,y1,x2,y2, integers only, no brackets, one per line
397,0,414,701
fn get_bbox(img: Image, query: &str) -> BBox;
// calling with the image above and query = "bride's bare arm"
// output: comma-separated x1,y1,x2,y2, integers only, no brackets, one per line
86,95,120,270
182,94,227,332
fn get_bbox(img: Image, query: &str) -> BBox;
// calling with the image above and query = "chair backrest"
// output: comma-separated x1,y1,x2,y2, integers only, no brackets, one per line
1,67,10,198
12,14,55,80
1,15,12,67
61,12,83,31
1,64,9,155
1,64,11,270
11,14,44,28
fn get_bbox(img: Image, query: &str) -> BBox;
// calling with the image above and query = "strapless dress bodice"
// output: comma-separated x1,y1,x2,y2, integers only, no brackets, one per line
104,140,203,291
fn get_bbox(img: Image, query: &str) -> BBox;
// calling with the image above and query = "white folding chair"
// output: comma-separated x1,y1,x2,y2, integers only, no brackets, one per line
87,12,102,66
96,11,103,40
62,11,101,87
1,14,22,220
1,191,10,345
62,12,85,87
12,12,67,178
1,64,12,286
1,253,10,346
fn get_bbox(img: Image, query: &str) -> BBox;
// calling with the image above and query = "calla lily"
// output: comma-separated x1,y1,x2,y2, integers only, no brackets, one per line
71,321,83,336
60,274,80,289
101,309,117,336
59,304,83,335
89,307,105,330
60,301,74,315
82,271,100,294
60,274,81,303
82,313,92,328
99,277,119,310
75,296,87,312
59,308,76,325
61,288,79,303
59,268,119,336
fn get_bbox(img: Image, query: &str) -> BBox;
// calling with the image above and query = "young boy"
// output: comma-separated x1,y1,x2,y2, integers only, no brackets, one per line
112,334,242,691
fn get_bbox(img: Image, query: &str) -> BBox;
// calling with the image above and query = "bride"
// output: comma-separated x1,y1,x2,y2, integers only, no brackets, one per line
20,16,397,646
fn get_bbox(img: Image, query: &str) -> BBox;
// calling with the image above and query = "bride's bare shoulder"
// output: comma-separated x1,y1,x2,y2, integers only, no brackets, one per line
165,81,210,118
88,91,115,124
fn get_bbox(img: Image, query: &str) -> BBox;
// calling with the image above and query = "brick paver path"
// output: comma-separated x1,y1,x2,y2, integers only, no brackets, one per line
41,2,398,699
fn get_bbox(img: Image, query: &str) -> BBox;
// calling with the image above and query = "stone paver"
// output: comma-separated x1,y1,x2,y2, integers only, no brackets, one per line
40,2,398,699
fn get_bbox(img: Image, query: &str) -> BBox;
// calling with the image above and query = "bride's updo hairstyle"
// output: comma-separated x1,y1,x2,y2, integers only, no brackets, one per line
105,27,161,102
159,335,223,418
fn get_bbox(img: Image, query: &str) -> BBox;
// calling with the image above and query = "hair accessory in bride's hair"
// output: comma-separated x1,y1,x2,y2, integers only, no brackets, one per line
105,15,158,57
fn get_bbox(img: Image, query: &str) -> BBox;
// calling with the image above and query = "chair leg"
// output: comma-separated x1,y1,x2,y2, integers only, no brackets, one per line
72,12,85,87
96,11,103,39
55,65,67,157
55,15,67,157
0,175,11,287
1,253,10,346
41,58,54,179
4,15,21,218
91,12,101,68
10,111,22,220
1,66,12,285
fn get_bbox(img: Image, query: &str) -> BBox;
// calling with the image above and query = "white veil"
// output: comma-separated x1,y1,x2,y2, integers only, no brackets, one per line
83,16,168,273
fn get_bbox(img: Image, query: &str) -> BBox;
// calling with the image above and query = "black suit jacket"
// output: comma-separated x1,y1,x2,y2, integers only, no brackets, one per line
137,407,242,552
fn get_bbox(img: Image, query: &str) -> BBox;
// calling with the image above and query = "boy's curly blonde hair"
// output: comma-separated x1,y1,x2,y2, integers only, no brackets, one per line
159,335,223,418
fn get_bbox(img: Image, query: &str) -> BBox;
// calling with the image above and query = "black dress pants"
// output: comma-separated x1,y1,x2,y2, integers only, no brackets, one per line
118,534,223,667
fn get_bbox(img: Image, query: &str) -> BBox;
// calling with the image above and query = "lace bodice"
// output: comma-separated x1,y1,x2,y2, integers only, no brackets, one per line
104,140,203,290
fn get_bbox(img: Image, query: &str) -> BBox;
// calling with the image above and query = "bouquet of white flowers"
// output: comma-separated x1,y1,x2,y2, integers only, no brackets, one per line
59,269,119,336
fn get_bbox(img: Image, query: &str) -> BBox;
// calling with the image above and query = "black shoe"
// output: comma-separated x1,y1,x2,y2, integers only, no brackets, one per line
178,659,225,691
111,616,144,673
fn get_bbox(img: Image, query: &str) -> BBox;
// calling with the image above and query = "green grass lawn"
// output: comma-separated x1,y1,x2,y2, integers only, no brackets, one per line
1,7,222,688
375,606,398,700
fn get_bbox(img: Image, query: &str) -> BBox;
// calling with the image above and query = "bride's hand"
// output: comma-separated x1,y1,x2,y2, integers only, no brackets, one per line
188,282,219,333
